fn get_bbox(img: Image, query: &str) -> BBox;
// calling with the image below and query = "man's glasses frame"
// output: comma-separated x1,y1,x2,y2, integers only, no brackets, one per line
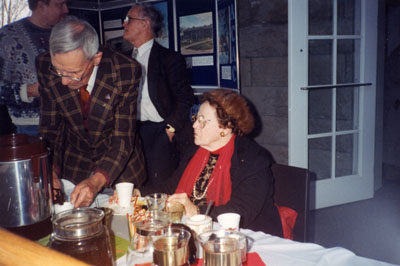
124,16,146,24
49,60,92,82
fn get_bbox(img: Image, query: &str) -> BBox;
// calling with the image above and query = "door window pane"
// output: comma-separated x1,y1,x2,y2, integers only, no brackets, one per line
309,40,332,85
336,134,358,177
309,137,332,180
309,0,333,35
337,0,361,35
336,87,359,131
309,89,332,134
337,39,360,84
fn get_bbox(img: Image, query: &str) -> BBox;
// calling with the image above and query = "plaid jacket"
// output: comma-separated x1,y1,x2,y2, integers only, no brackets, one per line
36,47,146,187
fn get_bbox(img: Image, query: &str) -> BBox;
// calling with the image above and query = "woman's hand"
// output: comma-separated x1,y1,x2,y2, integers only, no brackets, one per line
168,193,198,217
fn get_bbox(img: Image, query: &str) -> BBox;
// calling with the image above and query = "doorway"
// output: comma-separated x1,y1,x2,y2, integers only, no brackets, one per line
289,0,378,209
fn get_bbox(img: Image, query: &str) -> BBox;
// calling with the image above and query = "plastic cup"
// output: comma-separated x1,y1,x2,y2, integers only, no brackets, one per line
53,202,74,214
165,201,185,223
115,182,134,209
217,213,241,231
145,193,167,211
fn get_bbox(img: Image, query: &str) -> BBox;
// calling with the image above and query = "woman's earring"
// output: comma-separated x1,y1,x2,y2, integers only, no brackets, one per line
220,132,225,137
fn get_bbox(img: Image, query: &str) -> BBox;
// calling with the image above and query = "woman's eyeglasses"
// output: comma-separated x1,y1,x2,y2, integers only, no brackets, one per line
124,16,146,24
49,61,92,82
192,114,212,128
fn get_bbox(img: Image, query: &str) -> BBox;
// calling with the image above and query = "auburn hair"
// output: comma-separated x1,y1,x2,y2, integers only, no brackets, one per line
201,89,254,136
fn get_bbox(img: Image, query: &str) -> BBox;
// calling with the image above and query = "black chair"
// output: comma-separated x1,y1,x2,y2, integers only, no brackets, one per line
271,163,309,242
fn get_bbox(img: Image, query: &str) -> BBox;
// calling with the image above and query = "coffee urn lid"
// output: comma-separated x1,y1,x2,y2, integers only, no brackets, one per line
0,133,47,161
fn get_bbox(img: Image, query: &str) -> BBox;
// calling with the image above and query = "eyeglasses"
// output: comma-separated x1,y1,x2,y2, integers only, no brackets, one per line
49,61,92,82
192,114,212,128
124,16,146,24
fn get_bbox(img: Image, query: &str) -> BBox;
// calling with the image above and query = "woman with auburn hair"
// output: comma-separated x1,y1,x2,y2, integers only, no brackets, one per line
140,89,283,236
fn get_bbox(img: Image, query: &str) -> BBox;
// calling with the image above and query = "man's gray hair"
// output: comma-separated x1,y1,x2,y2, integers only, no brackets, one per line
49,16,99,60
133,3,164,37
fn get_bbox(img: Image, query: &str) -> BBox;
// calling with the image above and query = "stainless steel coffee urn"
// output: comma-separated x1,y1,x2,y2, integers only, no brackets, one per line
0,134,52,229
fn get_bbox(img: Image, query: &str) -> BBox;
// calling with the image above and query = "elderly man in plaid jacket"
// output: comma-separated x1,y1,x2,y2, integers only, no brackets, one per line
37,16,146,207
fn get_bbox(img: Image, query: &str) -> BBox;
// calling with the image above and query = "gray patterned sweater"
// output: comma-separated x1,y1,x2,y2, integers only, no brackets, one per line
0,18,50,126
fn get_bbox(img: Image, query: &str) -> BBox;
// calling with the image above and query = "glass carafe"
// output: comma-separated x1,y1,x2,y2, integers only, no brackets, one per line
49,207,115,266
126,216,169,266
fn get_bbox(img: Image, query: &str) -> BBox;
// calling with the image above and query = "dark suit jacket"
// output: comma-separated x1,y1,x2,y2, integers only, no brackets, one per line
36,47,146,187
142,41,194,131
143,136,283,237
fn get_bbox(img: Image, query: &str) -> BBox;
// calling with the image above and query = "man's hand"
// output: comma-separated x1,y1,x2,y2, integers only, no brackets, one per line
165,128,175,143
27,82,39,97
70,172,107,208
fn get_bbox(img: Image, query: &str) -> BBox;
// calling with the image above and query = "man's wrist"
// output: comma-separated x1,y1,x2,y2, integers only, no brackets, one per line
90,172,108,192
166,124,175,133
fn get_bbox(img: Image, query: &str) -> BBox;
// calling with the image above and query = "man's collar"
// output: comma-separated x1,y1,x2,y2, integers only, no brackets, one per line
136,39,154,57
87,65,99,93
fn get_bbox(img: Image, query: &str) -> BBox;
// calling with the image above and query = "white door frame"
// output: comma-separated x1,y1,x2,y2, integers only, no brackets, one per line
288,0,378,209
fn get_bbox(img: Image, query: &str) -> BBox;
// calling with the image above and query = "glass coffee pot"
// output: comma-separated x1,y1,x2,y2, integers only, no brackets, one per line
49,207,115,266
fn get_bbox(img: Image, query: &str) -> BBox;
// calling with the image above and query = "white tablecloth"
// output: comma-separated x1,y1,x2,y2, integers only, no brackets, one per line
242,228,395,266
112,216,395,266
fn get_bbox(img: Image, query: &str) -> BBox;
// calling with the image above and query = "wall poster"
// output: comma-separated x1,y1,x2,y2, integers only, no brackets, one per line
179,12,214,56
217,0,238,89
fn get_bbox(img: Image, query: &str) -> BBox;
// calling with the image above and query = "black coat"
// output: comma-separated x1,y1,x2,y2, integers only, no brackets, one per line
143,136,283,237
147,41,194,132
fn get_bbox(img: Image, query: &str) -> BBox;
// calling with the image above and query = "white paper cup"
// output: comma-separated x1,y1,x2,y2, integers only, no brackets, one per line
116,182,134,208
186,214,213,237
217,213,241,231
53,202,74,214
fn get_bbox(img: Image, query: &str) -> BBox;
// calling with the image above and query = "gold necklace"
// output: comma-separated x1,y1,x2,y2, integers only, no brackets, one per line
191,152,218,200
192,177,214,200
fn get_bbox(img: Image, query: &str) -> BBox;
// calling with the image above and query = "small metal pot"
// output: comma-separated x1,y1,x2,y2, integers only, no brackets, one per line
0,134,52,227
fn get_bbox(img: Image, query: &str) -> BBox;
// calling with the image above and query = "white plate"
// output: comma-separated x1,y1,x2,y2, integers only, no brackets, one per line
100,197,145,216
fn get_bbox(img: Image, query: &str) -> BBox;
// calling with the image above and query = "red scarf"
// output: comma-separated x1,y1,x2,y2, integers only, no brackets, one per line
175,135,236,206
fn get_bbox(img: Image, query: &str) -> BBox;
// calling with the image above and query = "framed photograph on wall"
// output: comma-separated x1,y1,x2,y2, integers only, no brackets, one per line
179,12,214,56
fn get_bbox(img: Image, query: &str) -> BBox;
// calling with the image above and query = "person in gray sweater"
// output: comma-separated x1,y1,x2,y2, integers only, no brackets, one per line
0,0,68,135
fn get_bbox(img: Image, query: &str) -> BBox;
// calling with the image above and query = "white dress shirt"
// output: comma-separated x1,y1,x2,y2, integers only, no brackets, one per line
134,39,163,122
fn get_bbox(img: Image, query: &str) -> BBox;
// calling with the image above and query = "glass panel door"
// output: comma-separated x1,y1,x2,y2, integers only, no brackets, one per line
307,0,361,181
289,0,377,209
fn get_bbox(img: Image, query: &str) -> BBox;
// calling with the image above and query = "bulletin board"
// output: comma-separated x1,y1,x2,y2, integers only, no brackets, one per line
68,0,173,53
68,0,239,93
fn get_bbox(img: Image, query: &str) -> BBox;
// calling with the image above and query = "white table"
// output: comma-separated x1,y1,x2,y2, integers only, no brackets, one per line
111,215,396,266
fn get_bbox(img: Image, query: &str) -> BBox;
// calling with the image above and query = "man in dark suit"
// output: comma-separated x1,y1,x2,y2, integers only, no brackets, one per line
36,16,146,207
123,3,194,186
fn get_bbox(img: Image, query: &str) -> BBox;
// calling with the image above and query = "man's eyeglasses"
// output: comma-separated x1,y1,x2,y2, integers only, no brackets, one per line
124,16,146,24
49,61,92,82
192,114,212,128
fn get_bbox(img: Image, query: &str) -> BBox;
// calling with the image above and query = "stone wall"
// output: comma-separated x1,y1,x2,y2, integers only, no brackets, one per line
237,0,289,164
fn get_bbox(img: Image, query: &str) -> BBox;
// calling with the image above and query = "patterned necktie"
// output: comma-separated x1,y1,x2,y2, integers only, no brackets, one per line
79,85,90,110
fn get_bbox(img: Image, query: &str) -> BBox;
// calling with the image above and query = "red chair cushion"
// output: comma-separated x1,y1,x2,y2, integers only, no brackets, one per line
275,203,298,240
